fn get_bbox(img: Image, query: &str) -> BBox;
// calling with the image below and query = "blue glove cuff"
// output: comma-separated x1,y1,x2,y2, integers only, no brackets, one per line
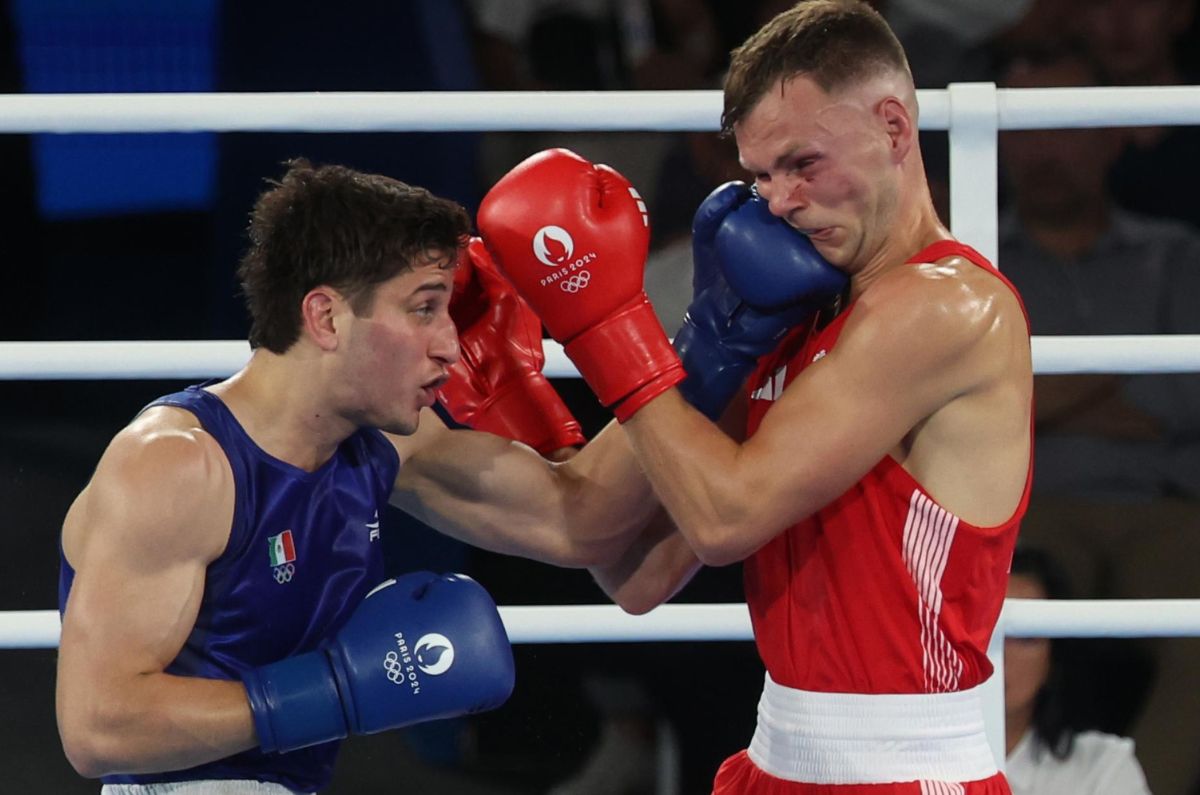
674,321,756,420
243,651,348,753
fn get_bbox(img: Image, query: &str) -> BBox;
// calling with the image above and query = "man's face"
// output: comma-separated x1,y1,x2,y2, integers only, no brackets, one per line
734,74,899,271
337,251,459,435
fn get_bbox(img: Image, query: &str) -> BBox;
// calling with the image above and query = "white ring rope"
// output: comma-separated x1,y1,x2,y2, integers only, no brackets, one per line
3,85,1200,134
6,600,1200,650
4,335,1200,380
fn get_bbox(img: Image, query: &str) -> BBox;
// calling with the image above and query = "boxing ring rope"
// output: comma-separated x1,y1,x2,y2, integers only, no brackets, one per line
2,85,1199,133
8,600,1200,651
5,83,1200,766
3,335,1200,380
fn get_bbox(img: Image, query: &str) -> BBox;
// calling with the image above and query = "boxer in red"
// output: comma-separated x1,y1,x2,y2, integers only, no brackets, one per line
476,2,1033,792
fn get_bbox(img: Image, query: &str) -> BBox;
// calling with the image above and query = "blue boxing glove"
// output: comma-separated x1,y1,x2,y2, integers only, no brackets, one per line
243,572,514,754
674,182,848,419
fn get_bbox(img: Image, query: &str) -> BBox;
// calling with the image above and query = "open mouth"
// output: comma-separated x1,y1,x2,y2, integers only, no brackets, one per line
418,384,442,408
422,375,449,405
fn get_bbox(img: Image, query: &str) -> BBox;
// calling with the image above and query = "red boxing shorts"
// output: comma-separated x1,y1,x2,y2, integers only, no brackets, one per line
713,752,1010,794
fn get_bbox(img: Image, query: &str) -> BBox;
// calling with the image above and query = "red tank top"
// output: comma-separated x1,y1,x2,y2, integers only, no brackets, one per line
743,240,1032,695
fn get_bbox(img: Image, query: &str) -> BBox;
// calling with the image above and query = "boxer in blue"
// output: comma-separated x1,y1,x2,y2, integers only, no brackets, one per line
55,159,633,794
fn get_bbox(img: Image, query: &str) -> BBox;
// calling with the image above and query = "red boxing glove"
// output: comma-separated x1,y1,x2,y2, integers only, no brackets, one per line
438,238,585,454
477,149,684,422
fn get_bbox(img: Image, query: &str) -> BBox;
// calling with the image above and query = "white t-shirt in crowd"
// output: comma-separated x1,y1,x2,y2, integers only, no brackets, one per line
1006,729,1152,795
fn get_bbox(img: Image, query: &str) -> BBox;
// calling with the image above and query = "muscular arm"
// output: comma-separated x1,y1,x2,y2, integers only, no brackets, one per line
389,409,668,568
57,409,255,777
621,264,1030,566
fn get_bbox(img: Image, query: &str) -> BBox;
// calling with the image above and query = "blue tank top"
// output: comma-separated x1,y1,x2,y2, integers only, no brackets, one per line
58,383,401,792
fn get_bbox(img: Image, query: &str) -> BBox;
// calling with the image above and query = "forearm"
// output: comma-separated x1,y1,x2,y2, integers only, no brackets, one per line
560,419,666,553
591,510,702,614
621,390,767,566
395,423,661,567
58,671,256,778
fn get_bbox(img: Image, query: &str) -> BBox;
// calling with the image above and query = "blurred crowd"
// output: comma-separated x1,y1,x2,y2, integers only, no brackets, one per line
2,0,1200,792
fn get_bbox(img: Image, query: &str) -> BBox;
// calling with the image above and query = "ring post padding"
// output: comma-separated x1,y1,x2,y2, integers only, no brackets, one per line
948,82,999,267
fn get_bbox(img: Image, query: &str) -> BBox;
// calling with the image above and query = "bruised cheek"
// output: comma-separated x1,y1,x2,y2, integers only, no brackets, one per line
817,170,865,214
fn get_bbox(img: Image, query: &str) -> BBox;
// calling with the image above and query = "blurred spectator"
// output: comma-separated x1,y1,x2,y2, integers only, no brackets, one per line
887,0,1034,87
997,47,1200,500
987,0,1085,66
1078,0,1200,230
1004,547,1152,795
467,0,723,212
1080,0,1195,86
470,0,722,92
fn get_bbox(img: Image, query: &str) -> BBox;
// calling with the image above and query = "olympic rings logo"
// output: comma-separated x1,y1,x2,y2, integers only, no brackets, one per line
272,563,295,584
383,651,406,683
559,271,591,293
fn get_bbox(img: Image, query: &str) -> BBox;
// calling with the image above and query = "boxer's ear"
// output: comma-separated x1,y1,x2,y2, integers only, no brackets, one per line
301,285,345,351
877,95,915,163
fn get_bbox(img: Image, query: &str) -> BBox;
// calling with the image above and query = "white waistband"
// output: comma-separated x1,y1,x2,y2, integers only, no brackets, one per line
747,674,998,785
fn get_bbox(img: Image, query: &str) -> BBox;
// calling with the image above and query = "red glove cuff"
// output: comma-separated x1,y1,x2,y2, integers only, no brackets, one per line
612,370,685,422
471,374,586,454
564,296,685,422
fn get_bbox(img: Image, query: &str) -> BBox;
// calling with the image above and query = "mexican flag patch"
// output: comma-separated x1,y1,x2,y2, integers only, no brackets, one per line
268,530,296,567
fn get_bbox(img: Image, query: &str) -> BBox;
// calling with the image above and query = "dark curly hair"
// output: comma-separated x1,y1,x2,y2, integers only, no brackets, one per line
237,159,470,353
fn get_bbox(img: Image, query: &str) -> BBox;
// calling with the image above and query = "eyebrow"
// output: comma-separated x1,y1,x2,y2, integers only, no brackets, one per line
408,280,450,298
742,145,818,174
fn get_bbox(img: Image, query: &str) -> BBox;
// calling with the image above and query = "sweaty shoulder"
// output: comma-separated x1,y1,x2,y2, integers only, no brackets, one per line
63,405,235,568
856,254,1026,359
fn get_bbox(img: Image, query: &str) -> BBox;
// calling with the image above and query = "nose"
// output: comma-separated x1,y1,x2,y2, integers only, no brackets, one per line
759,175,805,220
432,315,460,365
